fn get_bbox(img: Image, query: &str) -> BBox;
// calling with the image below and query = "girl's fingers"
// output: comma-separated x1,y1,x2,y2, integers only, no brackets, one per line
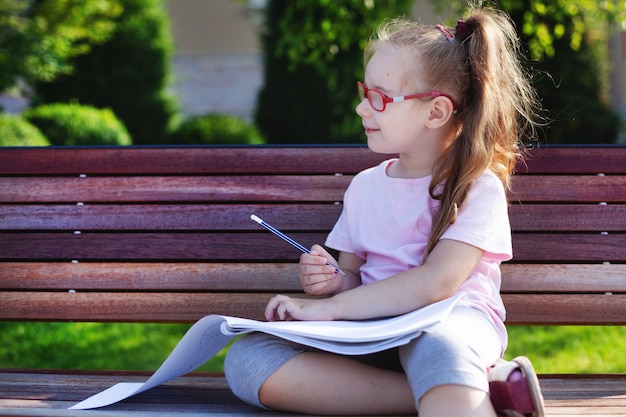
265,294,296,321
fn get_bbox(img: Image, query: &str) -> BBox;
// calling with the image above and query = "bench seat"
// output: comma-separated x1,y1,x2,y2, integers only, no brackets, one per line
0,370,625,416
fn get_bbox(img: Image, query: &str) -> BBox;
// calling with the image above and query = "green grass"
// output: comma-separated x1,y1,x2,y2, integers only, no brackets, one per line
1,322,624,374
0,322,229,372
504,325,626,374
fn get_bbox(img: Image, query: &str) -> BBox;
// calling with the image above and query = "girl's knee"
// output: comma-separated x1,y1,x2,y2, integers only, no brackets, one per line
223,333,303,409
222,335,266,408
224,334,255,375
399,332,491,407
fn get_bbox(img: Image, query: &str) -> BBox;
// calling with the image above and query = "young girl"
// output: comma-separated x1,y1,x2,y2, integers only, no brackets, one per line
225,5,545,417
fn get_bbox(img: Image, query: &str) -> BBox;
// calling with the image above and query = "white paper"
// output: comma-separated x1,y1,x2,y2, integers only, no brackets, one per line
70,294,462,410
70,315,233,410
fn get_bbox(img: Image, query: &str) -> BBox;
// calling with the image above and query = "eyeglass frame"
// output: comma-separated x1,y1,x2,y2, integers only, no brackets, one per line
357,81,458,113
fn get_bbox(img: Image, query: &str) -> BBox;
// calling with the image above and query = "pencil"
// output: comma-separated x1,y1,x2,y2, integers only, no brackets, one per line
250,214,345,275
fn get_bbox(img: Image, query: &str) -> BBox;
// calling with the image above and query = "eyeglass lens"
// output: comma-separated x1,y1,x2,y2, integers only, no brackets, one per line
358,83,384,111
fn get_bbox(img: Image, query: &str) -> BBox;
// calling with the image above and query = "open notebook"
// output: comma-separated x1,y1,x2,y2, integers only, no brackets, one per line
70,294,462,410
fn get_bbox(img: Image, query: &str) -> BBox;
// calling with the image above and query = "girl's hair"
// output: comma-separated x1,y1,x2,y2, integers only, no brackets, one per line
365,4,542,260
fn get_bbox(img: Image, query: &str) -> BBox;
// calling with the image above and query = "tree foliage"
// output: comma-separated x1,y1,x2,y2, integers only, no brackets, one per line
256,0,414,144
33,0,178,145
433,0,624,143
0,0,122,93
260,0,623,144
499,0,625,60
502,0,623,143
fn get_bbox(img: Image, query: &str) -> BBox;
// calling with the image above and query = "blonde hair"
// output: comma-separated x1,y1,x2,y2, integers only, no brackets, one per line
365,5,542,260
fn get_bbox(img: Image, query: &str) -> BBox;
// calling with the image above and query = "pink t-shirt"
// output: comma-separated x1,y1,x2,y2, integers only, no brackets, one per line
325,159,511,349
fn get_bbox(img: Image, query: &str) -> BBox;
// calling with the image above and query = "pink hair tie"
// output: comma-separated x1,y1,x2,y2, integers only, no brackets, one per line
436,24,455,42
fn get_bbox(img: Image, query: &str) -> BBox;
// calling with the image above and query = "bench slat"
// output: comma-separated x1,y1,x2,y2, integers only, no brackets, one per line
0,232,328,261
0,146,389,176
0,292,285,322
0,204,343,231
3,175,626,203
0,262,302,291
1,292,624,324
508,204,626,231
1,262,624,293
518,146,626,174
1,146,625,175
2,232,625,262
501,264,626,293
3,203,625,232
0,176,352,203
510,175,626,202
504,294,626,325
512,233,626,262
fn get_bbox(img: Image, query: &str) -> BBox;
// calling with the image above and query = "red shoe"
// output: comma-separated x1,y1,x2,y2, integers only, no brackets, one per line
488,356,545,417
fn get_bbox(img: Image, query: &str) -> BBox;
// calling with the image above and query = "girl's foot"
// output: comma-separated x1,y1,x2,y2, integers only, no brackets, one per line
488,356,545,417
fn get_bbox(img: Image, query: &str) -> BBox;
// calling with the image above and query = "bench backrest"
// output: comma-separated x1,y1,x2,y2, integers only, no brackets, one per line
1,146,625,325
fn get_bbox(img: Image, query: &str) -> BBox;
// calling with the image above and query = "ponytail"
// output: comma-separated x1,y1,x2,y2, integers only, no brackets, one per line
423,6,542,259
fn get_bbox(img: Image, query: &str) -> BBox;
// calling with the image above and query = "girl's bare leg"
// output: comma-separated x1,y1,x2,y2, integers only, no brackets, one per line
258,351,416,415
259,353,497,417
419,384,496,417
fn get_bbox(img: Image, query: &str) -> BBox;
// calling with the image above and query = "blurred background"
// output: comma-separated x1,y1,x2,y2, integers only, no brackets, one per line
1,0,625,146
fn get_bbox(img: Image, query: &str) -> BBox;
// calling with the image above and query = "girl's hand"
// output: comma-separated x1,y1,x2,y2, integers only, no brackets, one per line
299,245,344,296
265,294,335,322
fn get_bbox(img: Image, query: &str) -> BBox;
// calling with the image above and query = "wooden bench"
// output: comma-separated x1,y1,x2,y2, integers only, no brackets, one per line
0,145,625,416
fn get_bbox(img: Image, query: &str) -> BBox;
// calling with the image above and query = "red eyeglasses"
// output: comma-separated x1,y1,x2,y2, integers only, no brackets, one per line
357,81,457,113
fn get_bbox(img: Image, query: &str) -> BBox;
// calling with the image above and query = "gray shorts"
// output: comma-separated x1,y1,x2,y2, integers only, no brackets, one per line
224,306,502,410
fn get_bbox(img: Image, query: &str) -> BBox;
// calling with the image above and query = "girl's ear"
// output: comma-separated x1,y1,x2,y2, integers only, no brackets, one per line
425,97,456,129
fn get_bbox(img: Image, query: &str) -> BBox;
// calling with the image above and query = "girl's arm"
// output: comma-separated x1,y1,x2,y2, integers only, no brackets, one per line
329,238,483,319
266,238,482,322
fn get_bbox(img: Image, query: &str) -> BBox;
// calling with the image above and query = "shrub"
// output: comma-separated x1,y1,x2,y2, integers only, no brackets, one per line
169,114,266,145
24,103,131,146
503,2,621,143
33,0,177,145
255,1,413,144
0,114,50,146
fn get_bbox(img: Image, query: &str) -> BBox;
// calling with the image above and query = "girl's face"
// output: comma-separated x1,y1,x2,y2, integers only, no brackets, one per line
356,45,448,176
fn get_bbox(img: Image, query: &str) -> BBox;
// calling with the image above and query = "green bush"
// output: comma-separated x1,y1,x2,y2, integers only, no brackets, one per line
503,2,621,144
169,114,266,145
24,103,131,146
0,114,50,146
255,1,413,144
33,0,177,145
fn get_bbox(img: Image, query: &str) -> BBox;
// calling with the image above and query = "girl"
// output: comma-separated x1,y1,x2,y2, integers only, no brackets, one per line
225,5,545,417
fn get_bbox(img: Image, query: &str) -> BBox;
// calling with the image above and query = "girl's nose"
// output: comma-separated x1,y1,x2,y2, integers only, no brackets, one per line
356,98,370,118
